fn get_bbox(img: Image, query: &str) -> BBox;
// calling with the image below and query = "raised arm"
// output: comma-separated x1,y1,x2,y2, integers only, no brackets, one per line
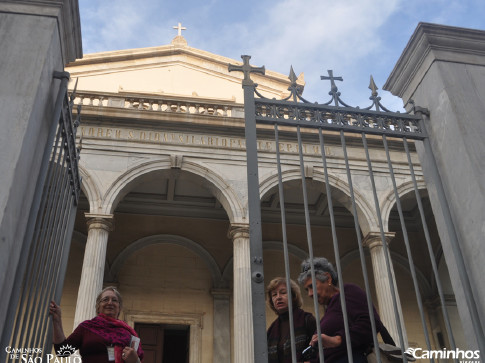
49,301,66,344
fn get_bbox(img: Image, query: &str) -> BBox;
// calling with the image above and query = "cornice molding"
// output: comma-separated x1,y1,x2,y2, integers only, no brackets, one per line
0,0,82,63
384,22,485,102
65,43,303,88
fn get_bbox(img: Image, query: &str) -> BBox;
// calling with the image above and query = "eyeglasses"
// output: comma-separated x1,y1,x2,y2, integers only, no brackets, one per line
100,297,119,304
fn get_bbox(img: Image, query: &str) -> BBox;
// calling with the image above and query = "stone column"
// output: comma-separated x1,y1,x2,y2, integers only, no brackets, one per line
211,288,232,363
228,224,253,363
73,213,113,328
363,232,407,346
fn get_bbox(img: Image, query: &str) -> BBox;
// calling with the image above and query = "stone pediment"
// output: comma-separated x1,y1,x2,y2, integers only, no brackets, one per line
66,36,304,103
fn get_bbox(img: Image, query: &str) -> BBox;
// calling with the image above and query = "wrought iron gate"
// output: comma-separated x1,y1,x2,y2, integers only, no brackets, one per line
229,56,484,363
1,71,82,362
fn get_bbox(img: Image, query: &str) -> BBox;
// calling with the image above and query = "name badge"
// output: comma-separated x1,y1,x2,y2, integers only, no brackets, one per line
107,347,115,361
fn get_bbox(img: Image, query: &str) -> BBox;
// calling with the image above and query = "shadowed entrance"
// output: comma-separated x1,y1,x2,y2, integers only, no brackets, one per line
135,323,189,363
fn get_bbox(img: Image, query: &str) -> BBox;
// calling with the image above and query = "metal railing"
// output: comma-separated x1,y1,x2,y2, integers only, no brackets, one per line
1,72,82,362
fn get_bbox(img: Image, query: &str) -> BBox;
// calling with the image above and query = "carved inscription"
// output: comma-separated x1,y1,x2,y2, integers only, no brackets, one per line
80,127,331,155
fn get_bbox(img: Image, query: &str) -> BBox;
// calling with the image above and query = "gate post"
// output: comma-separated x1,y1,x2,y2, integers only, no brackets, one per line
229,56,268,363
384,23,485,353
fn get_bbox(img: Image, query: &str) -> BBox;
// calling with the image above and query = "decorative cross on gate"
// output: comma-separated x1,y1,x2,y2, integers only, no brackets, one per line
321,70,343,92
228,55,265,86
173,22,186,36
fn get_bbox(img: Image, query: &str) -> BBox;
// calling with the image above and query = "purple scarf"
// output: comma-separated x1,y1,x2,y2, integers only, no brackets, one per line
80,314,144,362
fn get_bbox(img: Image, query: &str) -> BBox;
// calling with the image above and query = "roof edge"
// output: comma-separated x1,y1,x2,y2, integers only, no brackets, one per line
384,22,485,101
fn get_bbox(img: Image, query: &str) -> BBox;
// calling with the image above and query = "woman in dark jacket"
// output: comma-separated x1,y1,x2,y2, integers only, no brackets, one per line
267,277,316,363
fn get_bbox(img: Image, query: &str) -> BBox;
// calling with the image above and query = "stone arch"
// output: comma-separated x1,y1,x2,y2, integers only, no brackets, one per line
258,167,377,235
107,234,227,288
78,164,102,212
100,158,245,223
380,179,427,232
340,248,433,297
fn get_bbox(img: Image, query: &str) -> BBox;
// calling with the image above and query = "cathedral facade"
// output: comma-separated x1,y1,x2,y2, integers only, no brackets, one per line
57,32,463,362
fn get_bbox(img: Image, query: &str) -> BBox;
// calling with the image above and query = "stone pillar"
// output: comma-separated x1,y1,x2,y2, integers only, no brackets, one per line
363,232,407,345
73,213,113,327
383,23,485,350
0,0,82,337
211,288,232,363
228,224,253,363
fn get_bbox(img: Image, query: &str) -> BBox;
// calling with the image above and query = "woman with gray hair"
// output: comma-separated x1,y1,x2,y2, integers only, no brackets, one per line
49,286,144,363
298,257,386,363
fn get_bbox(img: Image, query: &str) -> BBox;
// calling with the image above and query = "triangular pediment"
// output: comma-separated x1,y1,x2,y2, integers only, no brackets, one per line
66,37,304,103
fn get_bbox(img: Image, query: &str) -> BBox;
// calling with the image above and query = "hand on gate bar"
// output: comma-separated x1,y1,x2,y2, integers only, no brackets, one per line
310,333,342,348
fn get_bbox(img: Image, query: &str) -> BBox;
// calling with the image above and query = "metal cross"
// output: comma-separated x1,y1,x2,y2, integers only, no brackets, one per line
228,55,265,86
321,70,343,91
173,22,186,36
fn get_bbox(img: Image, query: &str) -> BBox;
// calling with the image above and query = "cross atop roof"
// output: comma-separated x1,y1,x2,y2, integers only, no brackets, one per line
173,22,186,36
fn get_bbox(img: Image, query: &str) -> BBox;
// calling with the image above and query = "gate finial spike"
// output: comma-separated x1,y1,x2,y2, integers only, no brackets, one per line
287,66,303,102
289,66,298,83
369,75,378,97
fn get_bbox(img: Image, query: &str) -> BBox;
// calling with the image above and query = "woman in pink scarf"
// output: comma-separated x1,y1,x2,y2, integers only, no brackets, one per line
49,286,144,363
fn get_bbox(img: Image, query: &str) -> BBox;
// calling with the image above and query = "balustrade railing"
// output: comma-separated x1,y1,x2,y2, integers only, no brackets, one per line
73,92,243,118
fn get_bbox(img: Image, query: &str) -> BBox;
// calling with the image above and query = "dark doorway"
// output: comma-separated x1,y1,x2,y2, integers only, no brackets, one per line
135,323,189,363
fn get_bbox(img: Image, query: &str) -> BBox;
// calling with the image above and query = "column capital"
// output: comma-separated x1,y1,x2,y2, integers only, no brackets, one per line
227,223,250,240
362,231,396,250
85,213,114,232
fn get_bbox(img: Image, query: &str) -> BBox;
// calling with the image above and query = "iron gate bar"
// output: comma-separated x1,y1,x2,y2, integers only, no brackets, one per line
417,113,485,355
274,124,298,363
1,72,70,355
359,133,408,363
232,55,485,362
402,138,459,353
0,71,81,362
228,55,268,362
296,125,326,363
32,159,71,351
23,130,68,351
45,195,79,355
338,129,381,363
20,127,68,351
20,74,76,356
325,129,383,363
40,86,81,355
379,135,436,362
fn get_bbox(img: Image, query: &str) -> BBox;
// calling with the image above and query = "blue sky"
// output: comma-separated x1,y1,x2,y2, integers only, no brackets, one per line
78,0,485,110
